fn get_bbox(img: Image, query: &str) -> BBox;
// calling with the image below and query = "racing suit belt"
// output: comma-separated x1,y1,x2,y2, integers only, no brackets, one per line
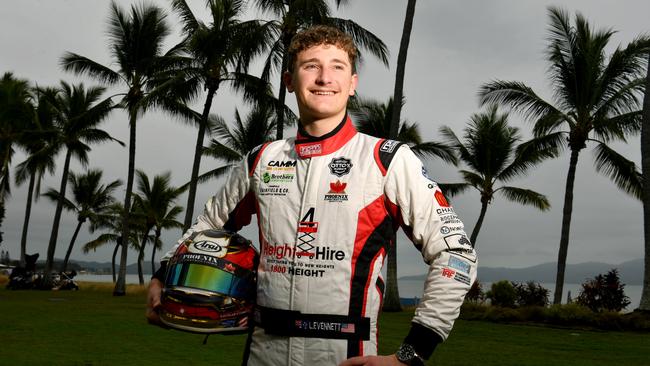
254,305,370,340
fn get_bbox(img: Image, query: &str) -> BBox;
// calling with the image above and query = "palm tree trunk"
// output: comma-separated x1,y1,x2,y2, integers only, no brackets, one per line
152,227,162,275
19,171,36,266
0,199,5,247
62,219,84,272
137,228,151,285
44,149,73,285
183,87,216,231
276,30,295,141
470,200,489,249
383,0,417,313
275,51,290,140
383,234,401,311
115,115,137,296
388,0,417,140
112,242,119,283
639,53,650,312
553,148,581,304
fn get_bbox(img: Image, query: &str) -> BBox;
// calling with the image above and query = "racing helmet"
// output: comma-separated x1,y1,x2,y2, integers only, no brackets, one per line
159,230,258,333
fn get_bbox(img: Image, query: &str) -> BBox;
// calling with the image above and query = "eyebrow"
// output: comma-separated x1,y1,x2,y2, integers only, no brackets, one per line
299,58,350,67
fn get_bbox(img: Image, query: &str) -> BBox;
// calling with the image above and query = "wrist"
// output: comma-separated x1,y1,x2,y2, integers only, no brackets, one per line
395,343,425,366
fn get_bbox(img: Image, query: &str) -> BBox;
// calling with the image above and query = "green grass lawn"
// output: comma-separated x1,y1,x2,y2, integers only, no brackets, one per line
0,282,648,365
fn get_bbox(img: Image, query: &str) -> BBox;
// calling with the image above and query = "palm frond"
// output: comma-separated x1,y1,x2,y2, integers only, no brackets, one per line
479,80,568,125
437,183,472,198
497,132,564,182
459,170,485,189
496,186,551,211
326,18,389,67
592,142,642,200
410,141,458,165
60,52,121,85
43,188,77,212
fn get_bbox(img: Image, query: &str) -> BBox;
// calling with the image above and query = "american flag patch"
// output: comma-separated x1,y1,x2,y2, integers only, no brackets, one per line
340,323,355,333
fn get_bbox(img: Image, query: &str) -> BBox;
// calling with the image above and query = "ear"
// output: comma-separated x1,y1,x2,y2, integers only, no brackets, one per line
348,73,358,96
283,71,294,93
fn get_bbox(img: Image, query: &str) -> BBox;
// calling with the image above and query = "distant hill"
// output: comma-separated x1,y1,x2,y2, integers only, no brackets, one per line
31,258,644,284
31,259,153,275
399,259,643,285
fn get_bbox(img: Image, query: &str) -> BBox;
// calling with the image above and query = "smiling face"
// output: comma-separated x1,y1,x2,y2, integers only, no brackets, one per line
283,43,358,134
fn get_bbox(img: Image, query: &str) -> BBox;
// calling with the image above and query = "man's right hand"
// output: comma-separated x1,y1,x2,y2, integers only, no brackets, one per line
146,278,164,326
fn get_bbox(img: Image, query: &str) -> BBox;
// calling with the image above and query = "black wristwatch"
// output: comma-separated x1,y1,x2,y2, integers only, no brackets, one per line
396,343,425,366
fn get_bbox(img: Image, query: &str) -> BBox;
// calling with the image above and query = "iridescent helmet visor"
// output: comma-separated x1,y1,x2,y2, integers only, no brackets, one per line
165,258,255,300
160,252,256,333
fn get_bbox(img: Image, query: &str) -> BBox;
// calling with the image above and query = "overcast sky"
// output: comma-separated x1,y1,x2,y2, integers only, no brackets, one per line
1,0,648,277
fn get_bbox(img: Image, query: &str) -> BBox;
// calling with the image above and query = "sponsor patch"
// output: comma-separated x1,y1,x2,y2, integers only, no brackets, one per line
440,225,463,235
263,172,294,184
448,255,471,274
380,139,399,153
328,157,353,177
268,160,296,168
299,143,322,157
435,190,450,207
441,268,456,278
259,186,289,196
191,240,225,255
454,272,471,285
436,207,455,215
325,180,349,202
443,234,476,263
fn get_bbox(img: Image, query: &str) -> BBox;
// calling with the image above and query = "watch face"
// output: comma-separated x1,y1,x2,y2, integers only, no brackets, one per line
396,343,416,363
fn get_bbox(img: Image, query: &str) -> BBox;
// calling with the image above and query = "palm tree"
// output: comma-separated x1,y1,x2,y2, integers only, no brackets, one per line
40,81,118,286
132,170,184,284
351,97,457,162
61,2,187,295
44,169,122,272
15,87,57,266
170,0,276,231
479,7,650,304
350,96,456,311
252,0,389,140
389,0,416,140
0,72,34,246
439,105,554,247
190,105,277,186
82,203,150,282
640,54,650,312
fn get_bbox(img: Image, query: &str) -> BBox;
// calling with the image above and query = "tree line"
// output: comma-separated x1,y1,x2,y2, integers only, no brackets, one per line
0,1,648,312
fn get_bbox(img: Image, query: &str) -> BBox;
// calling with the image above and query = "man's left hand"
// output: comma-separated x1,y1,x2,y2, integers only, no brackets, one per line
338,354,407,366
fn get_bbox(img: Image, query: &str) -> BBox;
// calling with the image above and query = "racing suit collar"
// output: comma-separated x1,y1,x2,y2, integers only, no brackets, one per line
295,114,357,158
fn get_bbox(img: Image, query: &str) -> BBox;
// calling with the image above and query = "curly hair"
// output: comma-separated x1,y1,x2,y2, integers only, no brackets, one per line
286,25,358,73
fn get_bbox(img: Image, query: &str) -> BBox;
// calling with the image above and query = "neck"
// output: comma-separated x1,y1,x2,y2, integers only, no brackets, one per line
299,111,347,137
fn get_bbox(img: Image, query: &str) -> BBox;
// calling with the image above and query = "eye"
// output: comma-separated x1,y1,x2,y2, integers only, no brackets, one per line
333,64,346,70
304,64,319,70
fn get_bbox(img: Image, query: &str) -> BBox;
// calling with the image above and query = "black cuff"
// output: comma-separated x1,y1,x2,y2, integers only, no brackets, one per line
152,262,167,282
403,322,443,360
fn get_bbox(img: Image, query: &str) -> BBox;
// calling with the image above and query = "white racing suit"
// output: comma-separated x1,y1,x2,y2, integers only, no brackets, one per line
159,116,477,365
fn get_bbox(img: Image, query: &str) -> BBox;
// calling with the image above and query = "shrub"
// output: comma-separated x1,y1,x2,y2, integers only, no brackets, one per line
576,269,630,312
486,280,517,308
545,303,594,326
513,281,549,307
484,306,524,322
465,279,485,303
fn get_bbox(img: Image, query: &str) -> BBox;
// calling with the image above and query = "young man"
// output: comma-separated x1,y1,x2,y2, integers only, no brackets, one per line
147,25,477,366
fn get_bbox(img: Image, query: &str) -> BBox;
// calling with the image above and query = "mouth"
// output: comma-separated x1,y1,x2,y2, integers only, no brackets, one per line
311,90,337,96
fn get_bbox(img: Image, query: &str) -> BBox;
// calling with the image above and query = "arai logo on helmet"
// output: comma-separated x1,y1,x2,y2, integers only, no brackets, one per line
192,240,225,255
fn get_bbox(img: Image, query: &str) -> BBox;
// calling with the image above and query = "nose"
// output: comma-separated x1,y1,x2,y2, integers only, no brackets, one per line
315,67,332,85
